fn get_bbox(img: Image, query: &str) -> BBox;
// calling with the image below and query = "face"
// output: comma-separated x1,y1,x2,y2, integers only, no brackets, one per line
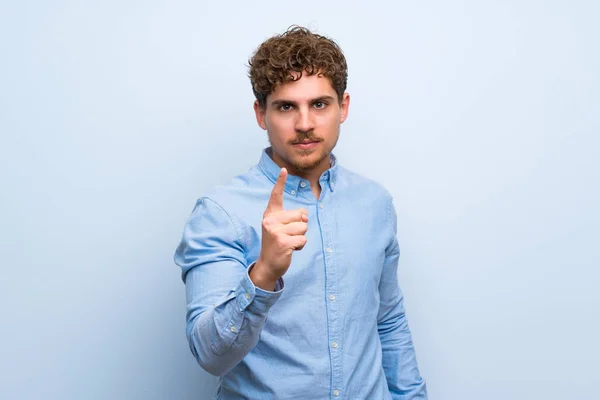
254,73,350,177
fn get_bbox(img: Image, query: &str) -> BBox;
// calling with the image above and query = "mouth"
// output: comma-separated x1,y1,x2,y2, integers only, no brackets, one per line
291,140,321,150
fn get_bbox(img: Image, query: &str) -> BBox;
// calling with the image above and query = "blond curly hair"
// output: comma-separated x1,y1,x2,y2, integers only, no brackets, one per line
248,26,348,109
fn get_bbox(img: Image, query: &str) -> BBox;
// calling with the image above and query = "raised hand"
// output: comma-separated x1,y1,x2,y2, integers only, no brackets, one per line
250,168,309,291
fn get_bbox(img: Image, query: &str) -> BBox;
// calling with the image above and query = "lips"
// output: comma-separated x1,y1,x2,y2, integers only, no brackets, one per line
292,140,321,150
293,141,319,145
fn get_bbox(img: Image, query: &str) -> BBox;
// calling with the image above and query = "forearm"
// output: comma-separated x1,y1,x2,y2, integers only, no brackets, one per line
379,302,427,399
186,266,283,376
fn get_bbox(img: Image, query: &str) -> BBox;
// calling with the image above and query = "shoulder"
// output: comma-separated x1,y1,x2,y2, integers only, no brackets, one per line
336,166,397,230
182,167,265,244
336,165,393,202
187,166,268,239
201,165,267,209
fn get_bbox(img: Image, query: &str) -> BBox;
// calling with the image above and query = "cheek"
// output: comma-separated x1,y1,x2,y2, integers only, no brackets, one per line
266,116,293,141
317,113,341,134
265,115,279,132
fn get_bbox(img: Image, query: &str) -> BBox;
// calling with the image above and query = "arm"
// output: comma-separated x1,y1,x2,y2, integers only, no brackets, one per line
378,198,428,399
174,197,283,376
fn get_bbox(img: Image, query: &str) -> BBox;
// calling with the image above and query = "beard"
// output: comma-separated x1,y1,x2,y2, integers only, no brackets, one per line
289,149,330,172
268,131,338,174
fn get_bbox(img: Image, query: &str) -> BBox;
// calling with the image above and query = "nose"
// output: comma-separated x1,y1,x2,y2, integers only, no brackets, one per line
294,106,315,133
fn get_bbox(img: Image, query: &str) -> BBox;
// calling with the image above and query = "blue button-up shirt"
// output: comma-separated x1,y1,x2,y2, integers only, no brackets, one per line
174,148,427,399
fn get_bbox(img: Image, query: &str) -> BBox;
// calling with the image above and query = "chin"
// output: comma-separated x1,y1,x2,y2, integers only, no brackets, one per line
291,151,328,172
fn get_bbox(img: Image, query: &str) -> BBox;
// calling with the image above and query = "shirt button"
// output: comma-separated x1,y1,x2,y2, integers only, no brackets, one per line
230,326,237,333
326,247,332,253
290,190,296,195
300,181,307,188
245,293,251,299
333,390,340,396
331,342,338,348
329,294,335,301
319,203,323,209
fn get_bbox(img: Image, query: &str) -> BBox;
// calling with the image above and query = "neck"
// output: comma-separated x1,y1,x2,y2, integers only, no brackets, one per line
268,148,330,198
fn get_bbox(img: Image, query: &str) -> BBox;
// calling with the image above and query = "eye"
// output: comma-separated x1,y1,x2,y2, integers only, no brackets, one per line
313,101,327,109
279,104,293,111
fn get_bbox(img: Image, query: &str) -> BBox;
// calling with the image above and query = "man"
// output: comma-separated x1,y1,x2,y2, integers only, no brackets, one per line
174,26,427,399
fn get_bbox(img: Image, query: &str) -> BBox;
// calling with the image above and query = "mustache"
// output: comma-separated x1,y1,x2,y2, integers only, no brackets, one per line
290,131,322,144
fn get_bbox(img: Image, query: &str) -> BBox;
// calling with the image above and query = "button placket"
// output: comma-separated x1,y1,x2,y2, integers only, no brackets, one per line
317,195,343,397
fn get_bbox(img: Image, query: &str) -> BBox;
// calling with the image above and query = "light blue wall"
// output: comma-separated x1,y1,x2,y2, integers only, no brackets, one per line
1,1,598,399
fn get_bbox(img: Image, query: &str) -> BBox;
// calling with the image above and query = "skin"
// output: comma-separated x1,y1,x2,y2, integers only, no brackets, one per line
250,72,350,291
254,72,350,199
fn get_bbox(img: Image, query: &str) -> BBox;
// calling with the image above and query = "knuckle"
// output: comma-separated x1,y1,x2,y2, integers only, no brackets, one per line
262,216,277,230
261,217,270,229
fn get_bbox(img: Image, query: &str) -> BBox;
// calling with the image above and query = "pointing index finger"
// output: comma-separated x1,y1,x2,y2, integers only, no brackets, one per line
266,168,287,213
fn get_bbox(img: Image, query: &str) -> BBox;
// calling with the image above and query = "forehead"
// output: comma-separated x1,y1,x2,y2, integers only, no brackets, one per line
268,73,337,103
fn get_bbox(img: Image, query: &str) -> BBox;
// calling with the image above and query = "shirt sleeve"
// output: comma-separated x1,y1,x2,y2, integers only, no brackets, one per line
377,197,428,399
174,197,284,376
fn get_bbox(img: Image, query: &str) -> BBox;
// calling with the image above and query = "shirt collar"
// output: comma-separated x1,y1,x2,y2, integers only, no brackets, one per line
258,147,338,195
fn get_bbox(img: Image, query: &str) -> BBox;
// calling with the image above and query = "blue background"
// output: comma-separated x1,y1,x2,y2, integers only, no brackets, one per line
1,1,598,399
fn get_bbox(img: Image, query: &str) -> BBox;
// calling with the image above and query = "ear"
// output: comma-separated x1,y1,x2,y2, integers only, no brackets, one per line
254,100,267,130
339,92,350,124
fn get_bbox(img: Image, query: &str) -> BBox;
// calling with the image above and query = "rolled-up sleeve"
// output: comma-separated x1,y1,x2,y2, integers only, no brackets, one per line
174,197,283,376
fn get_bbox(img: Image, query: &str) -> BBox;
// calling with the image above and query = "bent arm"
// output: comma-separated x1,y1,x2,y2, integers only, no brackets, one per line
174,197,282,376
184,262,281,376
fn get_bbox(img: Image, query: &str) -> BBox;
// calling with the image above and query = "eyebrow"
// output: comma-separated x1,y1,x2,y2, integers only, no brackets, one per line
270,96,337,108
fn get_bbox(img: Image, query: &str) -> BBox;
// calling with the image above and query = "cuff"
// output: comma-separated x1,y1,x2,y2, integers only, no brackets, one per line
235,263,284,314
